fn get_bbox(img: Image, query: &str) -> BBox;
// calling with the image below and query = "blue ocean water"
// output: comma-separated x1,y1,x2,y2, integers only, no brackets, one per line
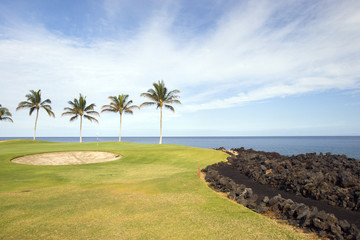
1,136,360,159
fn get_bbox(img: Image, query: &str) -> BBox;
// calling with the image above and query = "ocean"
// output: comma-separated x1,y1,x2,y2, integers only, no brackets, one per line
1,136,360,159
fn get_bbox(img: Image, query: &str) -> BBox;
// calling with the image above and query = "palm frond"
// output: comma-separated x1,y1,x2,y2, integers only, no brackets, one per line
62,111,77,117
0,105,14,122
1,117,14,123
41,103,52,110
168,89,180,94
124,109,133,114
148,88,157,95
84,115,99,123
84,103,96,112
63,107,77,113
78,94,87,110
126,105,138,110
29,107,37,116
0,107,12,117
86,110,100,117
140,93,159,102
41,99,51,105
101,109,116,113
140,92,152,98
66,100,76,108
16,101,32,110
101,105,117,113
164,104,175,112
139,102,156,109
123,100,133,108
26,90,41,104
108,96,117,101
69,115,79,122
168,99,181,104
25,93,35,101
165,90,180,101
120,94,129,102
42,106,55,117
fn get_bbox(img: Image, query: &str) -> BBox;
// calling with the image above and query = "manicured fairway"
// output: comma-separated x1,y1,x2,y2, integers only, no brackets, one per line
0,140,312,239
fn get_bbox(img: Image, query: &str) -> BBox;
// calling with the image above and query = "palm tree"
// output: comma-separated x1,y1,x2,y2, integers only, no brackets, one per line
62,94,99,143
16,90,55,140
0,104,14,123
101,94,138,142
140,80,181,144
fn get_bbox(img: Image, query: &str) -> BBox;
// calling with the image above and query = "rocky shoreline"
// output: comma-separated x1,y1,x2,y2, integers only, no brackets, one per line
227,148,360,211
202,148,360,240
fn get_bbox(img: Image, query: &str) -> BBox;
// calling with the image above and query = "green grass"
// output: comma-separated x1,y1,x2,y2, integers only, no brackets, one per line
0,140,312,240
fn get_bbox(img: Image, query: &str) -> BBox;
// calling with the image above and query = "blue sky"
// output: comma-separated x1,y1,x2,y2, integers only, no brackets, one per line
1,0,360,137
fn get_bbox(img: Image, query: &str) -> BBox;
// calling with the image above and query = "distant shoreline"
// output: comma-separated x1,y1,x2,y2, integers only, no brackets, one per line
1,136,360,159
2,136,360,138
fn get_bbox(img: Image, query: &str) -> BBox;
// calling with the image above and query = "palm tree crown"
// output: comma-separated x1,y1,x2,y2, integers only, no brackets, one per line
102,94,137,115
140,80,181,111
16,90,55,140
101,94,138,142
62,94,99,143
140,80,181,144
0,104,14,122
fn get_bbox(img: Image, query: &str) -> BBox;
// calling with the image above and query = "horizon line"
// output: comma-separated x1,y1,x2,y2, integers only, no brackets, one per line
1,136,360,138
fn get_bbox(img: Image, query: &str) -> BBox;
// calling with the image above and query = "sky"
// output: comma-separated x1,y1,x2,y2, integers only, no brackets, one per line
0,0,360,137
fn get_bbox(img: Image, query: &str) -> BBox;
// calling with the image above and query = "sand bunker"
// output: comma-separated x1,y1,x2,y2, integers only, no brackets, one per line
12,151,122,165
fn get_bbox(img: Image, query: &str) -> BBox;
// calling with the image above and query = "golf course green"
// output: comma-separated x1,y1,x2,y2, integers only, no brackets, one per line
0,140,313,239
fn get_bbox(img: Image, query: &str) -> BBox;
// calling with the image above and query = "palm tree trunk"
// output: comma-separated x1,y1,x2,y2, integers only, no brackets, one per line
33,109,39,141
80,115,83,143
119,113,122,142
159,107,162,144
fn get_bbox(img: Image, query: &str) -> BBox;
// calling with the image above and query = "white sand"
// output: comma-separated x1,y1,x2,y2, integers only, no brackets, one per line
12,151,122,165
